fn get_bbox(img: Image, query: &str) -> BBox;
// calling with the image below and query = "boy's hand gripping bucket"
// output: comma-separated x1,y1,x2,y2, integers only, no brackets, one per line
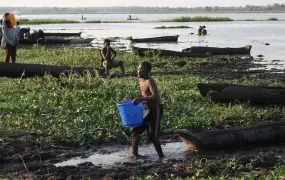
117,100,143,128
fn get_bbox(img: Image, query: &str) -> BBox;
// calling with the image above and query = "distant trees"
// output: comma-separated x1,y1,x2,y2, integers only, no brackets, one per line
0,3,284,14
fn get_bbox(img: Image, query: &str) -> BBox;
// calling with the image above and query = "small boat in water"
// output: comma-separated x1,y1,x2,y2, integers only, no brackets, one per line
132,46,210,58
130,35,179,43
182,45,252,55
197,83,285,104
44,32,82,37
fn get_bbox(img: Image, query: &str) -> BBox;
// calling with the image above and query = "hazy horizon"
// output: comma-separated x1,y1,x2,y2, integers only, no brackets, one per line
1,0,284,8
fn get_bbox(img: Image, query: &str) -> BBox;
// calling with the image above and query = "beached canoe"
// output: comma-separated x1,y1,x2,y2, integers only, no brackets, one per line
197,83,285,104
176,121,285,151
130,35,179,43
19,39,71,44
0,62,96,78
44,32,82,37
19,38,94,45
132,46,210,58
182,45,252,55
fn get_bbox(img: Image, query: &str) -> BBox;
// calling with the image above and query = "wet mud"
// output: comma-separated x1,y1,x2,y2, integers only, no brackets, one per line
1,132,285,179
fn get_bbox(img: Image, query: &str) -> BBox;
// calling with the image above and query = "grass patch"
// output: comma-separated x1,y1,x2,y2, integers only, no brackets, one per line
267,17,279,21
160,16,233,22
18,18,79,24
1,46,285,146
154,25,192,29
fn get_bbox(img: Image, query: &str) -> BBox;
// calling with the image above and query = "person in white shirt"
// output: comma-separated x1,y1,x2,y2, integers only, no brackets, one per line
1,14,19,63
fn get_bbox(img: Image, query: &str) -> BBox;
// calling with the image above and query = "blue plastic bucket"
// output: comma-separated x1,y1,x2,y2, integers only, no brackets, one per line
117,100,143,128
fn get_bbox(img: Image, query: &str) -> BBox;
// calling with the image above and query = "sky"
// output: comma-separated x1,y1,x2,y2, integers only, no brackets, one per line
3,0,285,7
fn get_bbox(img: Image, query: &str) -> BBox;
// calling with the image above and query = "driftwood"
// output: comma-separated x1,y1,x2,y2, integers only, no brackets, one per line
182,45,252,55
176,121,285,151
197,83,285,104
132,47,210,58
130,35,179,43
0,62,96,78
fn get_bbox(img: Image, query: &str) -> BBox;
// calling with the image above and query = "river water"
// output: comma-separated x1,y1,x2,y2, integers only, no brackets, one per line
16,13,285,68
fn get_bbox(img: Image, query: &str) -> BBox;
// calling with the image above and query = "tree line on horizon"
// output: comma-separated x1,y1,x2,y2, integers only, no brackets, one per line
0,3,284,14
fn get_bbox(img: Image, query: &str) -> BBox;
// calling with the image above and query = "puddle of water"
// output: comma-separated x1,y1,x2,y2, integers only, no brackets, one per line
55,142,189,167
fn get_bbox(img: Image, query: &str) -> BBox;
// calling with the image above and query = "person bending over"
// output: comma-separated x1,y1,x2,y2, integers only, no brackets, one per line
100,38,125,77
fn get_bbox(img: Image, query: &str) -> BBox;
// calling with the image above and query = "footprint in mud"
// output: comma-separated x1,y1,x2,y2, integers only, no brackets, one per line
55,142,189,168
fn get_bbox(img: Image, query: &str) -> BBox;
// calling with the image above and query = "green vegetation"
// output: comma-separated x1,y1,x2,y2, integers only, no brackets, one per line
18,18,79,25
160,16,234,22
15,16,282,25
267,17,279,21
154,26,192,29
1,46,285,145
2,46,285,178
243,17,279,21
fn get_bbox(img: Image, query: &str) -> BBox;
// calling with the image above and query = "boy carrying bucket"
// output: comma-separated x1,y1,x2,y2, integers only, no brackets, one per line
126,61,164,158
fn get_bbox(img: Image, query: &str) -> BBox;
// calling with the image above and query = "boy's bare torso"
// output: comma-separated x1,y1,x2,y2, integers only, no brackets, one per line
139,77,160,107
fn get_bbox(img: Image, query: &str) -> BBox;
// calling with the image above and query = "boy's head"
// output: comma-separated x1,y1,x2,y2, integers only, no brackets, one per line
104,39,111,46
137,61,152,78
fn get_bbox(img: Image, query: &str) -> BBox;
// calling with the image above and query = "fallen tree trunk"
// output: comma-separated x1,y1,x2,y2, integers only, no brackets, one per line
176,121,285,151
0,62,96,78
197,83,285,104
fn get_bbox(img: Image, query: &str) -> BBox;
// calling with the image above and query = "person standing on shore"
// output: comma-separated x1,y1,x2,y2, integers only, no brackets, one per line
1,13,19,63
126,61,164,158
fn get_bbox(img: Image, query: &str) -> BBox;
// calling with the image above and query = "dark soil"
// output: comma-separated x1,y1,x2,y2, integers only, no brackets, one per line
1,131,285,180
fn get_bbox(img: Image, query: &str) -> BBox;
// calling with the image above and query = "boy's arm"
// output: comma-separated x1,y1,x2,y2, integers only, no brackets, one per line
100,49,106,61
110,47,117,60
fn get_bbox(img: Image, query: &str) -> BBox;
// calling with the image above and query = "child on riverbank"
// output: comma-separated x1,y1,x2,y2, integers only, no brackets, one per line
127,61,164,158
100,39,125,77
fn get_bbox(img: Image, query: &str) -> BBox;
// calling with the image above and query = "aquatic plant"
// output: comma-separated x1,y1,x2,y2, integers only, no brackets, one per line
154,26,192,29
160,16,234,22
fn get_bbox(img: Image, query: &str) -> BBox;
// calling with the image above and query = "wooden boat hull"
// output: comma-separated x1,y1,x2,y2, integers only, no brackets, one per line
0,62,95,78
130,35,179,43
176,121,285,151
69,38,94,44
44,32,82,37
132,47,210,58
197,83,285,104
20,39,71,44
182,45,252,55
19,38,94,45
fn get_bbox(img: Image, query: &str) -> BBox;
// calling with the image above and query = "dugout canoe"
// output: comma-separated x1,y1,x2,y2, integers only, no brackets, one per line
182,45,252,55
132,46,210,58
130,35,179,43
0,62,96,78
19,38,94,45
197,83,285,104
44,32,82,37
175,121,285,151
